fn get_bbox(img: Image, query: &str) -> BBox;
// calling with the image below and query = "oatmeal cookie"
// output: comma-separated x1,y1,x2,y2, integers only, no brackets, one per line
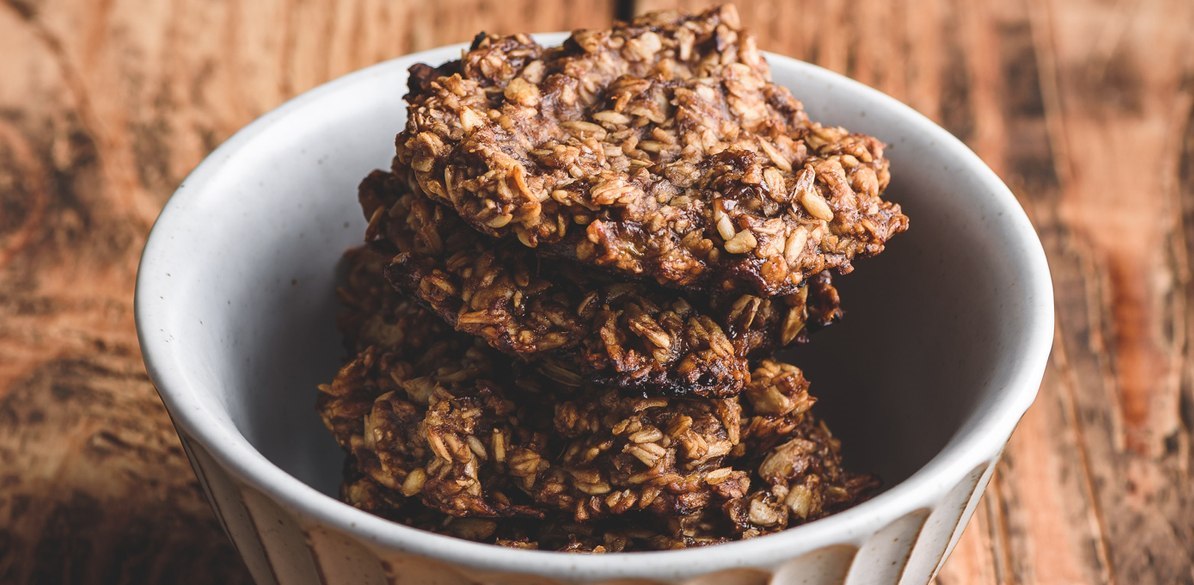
394,5,907,296
361,170,840,398
325,342,873,548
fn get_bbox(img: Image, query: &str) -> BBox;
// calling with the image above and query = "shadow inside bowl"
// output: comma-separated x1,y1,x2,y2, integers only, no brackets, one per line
786,181,1001,486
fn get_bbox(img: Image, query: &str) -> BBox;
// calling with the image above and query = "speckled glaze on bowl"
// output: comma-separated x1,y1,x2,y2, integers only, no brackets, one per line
135,35,1053,585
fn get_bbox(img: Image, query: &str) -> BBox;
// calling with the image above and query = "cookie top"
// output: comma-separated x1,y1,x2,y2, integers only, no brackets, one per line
395,5,907,296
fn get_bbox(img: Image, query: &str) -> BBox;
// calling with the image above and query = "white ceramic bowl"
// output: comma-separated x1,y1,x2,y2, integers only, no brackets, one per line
136,35,1053,585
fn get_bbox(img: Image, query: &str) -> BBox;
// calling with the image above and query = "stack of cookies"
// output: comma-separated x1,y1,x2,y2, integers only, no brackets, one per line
317,4,907,552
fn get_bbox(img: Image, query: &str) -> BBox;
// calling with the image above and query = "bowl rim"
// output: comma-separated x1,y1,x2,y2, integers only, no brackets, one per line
136,35,1054,580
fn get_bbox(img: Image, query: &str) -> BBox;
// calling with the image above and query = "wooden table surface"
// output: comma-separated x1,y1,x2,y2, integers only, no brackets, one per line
1,0,1191,583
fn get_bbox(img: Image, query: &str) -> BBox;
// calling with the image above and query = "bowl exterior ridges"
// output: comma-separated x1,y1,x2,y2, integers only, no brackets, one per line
176,427,999,585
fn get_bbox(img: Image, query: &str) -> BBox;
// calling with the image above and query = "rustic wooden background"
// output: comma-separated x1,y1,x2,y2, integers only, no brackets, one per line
1,0,1191,583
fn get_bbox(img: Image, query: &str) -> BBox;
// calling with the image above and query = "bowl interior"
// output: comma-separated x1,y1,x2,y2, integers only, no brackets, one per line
141,42,1045,524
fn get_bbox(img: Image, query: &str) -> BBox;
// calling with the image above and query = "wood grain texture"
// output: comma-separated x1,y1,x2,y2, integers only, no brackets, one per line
0,1,612,584
1,0,1191,583
638,0,1194,582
